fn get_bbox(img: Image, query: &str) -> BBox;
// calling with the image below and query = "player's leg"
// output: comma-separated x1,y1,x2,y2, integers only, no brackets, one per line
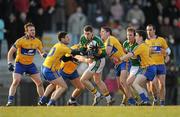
120,69,137,105
38,84,55,105
6,73,22,106
93,73,114,105
27,63,44,97
157,74,166,106
156,64,166,106
150,78,159,105
47,77,68,106
68,77,84,105
80,68,103,105
126,66,140,105
31,73,44,97
132,74,150,105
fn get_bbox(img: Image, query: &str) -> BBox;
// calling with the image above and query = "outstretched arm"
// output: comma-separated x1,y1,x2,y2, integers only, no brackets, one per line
120,52,134,61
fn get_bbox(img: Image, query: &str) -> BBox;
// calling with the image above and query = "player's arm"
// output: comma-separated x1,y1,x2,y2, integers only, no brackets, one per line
37,40,47,58
120,45,141,61
120,52,133,61
105,38,113,56
7,45,17,72
161,38,171,63
164,48,171,63
7,46,17,64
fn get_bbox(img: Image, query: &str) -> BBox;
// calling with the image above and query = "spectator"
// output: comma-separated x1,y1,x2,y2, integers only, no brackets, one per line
110,0,124,23
0,18,5,59
67,6,87,45
126,3,145,27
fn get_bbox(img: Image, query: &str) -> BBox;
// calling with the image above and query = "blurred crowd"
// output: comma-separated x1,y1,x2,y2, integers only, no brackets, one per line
0,0,180,65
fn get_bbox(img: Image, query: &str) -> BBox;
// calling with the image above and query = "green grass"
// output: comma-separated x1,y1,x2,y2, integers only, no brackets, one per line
1,106,180,117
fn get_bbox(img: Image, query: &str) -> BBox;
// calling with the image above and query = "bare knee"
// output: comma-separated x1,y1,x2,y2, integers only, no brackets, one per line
80,78,86,84
34,80,43,87
12,78,21,87
62,83,68,91
94,78,102,85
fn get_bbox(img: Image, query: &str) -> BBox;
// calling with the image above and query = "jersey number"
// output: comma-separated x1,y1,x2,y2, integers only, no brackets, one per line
48,47,56,56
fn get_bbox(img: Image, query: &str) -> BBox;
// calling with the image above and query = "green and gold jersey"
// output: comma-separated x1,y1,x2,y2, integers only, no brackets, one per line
123,40,140,66
79,35,106,60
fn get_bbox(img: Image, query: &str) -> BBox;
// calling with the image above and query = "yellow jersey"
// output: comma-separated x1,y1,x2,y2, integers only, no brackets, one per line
145,36,168,65
133,43,155,68
104,36,126,65
43,42,71,72
14,36,43,65
59,45,79,74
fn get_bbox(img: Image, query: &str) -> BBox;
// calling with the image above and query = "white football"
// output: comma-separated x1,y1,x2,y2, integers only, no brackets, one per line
87,40,97,50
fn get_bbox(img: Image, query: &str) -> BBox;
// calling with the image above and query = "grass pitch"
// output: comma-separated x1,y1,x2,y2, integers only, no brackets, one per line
0,106,180,117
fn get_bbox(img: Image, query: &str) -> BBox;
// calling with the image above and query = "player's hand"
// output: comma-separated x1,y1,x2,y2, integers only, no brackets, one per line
8,63,14,72
42,53,47,58
165,55,170,63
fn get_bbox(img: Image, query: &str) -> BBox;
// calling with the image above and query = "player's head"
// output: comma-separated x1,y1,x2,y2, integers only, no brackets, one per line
100,26,112,41
146,24,156,38
83,25,93,40
126,26,136,43
135,30,147,44
58,31,70,45
24,22,35,38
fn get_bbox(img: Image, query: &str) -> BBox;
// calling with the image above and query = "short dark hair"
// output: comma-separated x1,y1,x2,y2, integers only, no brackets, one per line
24,22,34,32
58,31,68,41
136,30,147,41
146,24,156,31
101,26,112,35
84,25,93,32
127,26,136,35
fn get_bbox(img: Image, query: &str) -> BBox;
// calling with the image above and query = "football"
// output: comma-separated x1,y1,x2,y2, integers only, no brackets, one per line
87,40,98,50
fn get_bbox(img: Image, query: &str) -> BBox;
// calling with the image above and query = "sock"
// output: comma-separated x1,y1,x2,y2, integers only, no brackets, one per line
8,96,14,103
128,97,136,105
47,99,56,106
160,100,165,106
40,96,48,104
91,88,101,97
154,96,158,101
105,95,111,103
69,97,76,103
70,97,76,101
140,93,149,102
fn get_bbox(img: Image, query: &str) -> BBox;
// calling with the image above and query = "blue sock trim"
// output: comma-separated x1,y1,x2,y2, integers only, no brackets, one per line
40,96,48,103
8,96,14,102
128,98,136,105
48,99,56,105
160,100,165,105
140,93,148,102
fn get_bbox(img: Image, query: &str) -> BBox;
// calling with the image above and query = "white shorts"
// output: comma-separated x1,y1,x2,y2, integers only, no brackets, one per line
86,58,105,73
129,66,140,76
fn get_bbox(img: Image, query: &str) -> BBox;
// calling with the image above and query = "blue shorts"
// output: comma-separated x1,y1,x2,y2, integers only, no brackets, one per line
140,65,157,81
59,70,79,80
156,64,166,75
41,66,61,81
15,62,39,75
114,61,127,77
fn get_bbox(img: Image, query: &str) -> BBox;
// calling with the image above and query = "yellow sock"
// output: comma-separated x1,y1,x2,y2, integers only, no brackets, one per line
90,88,97,95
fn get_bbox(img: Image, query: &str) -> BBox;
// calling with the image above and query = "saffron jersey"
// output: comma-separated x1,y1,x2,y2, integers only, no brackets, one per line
60,44,80,74
133,43,155,68
104,36,126,65
43,43,71,72
14,36,43,65
145,36,168,65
